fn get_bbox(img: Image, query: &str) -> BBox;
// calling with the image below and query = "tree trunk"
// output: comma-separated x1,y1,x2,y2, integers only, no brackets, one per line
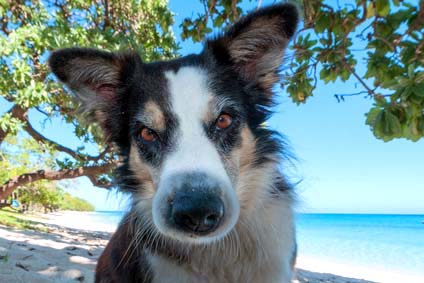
0,163,115,200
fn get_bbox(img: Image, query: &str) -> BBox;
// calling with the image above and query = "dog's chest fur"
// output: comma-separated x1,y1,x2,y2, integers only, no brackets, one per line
149,203,295,283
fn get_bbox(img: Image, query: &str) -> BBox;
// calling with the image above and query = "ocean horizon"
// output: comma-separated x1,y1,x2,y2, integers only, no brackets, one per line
87,211,424,278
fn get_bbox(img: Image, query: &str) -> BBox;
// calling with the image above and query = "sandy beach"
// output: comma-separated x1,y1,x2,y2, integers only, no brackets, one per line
0,211,420,283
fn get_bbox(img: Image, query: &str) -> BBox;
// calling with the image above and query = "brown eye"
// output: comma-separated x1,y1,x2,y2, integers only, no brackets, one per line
140,127,156,142
216,113,232,129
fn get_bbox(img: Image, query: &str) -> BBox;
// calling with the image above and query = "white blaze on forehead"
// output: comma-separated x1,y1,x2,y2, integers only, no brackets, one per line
153,67,240,243
163,67,228,182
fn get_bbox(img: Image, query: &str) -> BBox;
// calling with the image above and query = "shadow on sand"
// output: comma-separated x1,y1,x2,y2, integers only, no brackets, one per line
0,223,111,283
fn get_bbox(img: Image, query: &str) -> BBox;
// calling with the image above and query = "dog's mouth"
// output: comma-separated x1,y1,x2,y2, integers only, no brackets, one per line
152,171,239,243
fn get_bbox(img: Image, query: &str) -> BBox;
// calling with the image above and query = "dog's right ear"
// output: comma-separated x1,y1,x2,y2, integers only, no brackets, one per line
49,48,140,142
206,4,299,95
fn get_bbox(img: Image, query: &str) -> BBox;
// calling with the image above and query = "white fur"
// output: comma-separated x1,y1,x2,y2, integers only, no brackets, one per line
150,198,295,283
152,67,240,244
162,67,224,177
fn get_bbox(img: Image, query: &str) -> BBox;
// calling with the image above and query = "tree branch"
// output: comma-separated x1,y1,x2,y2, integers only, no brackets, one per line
341,0,367,50
231,0,238,21
103,0,110,30
86,174,111,189
1,13,11,35
0,105,27,145
0,162,116,200
342,59,376,96
1,104,110,162
35,107,50,118
334,91,371,102
23,119,110,162
395,0,424,45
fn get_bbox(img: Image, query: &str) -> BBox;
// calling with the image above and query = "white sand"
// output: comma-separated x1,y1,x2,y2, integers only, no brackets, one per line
0,224,109,282
0,211,419,283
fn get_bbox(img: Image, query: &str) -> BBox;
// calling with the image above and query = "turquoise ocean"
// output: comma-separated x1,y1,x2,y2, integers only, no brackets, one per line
91,212,424,277
296,214,424,277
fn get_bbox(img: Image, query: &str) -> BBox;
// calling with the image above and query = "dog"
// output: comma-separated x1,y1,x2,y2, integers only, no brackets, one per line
49,3,299,282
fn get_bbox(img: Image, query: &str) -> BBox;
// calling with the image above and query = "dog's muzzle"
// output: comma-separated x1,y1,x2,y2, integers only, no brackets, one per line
153,171,239,242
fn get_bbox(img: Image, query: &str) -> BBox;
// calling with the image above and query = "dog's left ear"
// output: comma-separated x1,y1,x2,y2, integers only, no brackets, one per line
206,4,299,93
49,48,141,144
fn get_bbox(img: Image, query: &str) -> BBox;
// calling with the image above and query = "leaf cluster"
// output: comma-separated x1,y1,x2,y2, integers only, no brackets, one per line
181,0,424,142
0,0,179,194
15,184,94,212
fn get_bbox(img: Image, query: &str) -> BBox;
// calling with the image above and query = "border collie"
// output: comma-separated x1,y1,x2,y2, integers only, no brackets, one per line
49,4,299,282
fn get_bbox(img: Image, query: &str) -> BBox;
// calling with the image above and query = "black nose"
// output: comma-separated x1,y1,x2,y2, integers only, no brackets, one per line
171,191,224,235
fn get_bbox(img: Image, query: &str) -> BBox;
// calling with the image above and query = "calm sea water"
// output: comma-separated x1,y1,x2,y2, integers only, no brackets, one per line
91,212,424,276
296,214,424,276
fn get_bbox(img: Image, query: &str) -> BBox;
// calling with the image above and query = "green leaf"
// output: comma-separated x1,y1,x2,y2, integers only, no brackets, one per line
389,112,402,135
319,68,330,81
405,118,421,141
407,64,415,79
315,13,330,33
374,95,387,107
376,0,390,17
366,2,375,18
366,107,382,126
372,108,403,141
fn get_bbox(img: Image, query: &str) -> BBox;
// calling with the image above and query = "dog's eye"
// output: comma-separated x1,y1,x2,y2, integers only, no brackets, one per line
216,113,232,130
140,127,157,142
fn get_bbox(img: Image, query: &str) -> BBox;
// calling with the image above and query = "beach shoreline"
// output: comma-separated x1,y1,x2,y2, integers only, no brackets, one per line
0,211,421,283
296,256,424,283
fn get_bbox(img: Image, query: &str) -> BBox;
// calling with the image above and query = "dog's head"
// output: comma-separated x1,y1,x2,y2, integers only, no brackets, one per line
49,4,298,244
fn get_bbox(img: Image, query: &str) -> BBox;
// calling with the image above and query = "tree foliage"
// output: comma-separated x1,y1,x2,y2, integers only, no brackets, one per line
16,185,95,212
0,135,93,211
17,183,63,213
60,192,95,211
181,0,424,142
0,0,423,200
0,0,177,199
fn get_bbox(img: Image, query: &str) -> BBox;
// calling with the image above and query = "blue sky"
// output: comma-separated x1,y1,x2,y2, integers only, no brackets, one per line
1,0,423,214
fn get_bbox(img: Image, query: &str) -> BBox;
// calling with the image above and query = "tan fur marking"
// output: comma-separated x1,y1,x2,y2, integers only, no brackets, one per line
129,143,156,198
230,127,277,218
237,127,257,169
203,97,217,124
144,100,166,131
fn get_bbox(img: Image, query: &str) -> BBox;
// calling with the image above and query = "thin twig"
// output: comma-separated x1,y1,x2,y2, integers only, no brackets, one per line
342,60,376,96
24,119,111,162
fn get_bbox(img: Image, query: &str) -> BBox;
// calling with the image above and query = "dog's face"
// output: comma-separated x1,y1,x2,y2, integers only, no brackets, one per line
49,4,298,244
